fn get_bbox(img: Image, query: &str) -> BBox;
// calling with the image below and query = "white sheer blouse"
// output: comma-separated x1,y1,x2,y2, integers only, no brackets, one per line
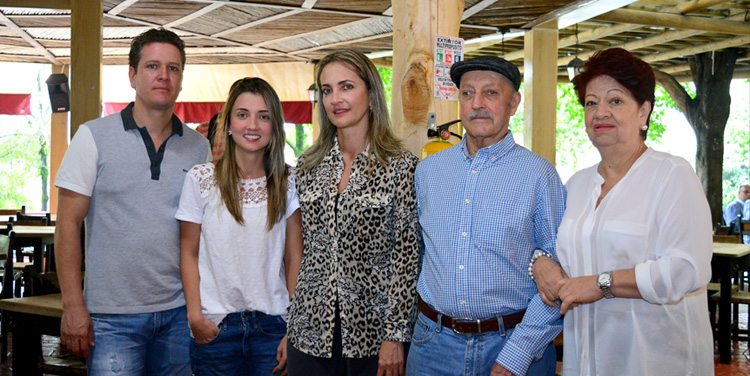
557,148,714,376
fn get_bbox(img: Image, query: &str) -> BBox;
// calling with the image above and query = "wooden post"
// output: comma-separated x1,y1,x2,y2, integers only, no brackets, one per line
523,23,558,165
70,0,102,136
391,0,463,158
49,65,69,215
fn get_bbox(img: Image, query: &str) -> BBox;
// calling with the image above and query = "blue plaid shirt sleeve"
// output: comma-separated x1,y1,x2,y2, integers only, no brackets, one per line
496,167,565,375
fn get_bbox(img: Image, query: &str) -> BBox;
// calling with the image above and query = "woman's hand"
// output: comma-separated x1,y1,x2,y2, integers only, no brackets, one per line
377,340,405,376
189,315,220,344
556,275,603,314
532,256,568,307
273,334,289,375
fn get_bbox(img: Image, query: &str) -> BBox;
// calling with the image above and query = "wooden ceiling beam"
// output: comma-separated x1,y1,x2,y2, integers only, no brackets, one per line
675,0,734,14
0,0,69,9
290,32,393,55
253,17,381,48
642,34,750,63
164,2,224,28
190,0,389,19
301,0,317,9
595,8,750,35
462,0,497,20
104,12,307,61
0,9,60,64
107,0,138,16
212,9,304,37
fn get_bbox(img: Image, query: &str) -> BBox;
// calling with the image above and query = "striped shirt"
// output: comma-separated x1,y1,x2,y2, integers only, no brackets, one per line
415,132,565,376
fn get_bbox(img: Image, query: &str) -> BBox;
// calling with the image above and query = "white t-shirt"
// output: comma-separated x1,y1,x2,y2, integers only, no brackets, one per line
175,163,299,325
557,148,714,376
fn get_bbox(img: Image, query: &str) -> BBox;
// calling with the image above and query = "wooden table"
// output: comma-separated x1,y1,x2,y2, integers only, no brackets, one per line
0,294,63,375
11,225,56,273
0,215,57,226
712,242,750,364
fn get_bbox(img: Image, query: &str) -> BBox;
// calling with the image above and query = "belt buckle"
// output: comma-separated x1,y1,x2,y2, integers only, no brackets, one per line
451,318,481,334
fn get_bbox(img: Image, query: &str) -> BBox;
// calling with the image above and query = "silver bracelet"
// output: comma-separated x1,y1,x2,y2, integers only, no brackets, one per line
528,249,552,281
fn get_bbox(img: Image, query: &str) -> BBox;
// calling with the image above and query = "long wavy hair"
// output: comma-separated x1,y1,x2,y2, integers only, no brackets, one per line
299,49,404,170
215,77,289,230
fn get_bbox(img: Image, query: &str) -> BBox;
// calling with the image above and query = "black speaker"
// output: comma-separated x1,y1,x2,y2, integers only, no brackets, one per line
46,73,70,113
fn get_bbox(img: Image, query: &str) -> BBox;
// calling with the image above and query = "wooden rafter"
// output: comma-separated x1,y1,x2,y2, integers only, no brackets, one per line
253,17,381,49
462,0,497,20
212,9,305,38
595,8,750,35
103,12,307,61
290,32,393,55
0,9,60,64
163,2,224,28
108,0,139,16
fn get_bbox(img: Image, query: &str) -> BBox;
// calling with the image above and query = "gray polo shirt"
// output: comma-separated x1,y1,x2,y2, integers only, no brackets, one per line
56,103,210,314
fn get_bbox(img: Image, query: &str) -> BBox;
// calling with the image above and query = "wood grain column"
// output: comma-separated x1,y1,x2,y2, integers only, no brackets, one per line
70,0,102,136
523,23,558,165
391,0,463,158
49,65,69,215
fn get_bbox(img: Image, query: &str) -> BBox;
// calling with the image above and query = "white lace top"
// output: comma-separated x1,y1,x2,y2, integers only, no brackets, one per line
175,163,300,325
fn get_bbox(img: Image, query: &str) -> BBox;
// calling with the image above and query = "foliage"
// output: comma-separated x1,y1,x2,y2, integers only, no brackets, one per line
285,123,314,160
0,65,51,211
721,79,750,207
377,66,393,115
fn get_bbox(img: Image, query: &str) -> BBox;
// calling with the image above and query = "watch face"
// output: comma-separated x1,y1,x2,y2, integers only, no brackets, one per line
598,272,611,286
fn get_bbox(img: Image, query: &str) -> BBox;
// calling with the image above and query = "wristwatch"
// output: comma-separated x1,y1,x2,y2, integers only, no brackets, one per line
597,271,615,299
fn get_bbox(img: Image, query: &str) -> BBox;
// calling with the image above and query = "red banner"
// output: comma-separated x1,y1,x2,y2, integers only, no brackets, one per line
0,93,31,115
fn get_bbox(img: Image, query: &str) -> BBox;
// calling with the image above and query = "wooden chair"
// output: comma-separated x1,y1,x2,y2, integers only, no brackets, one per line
9,212,52,269
0,206,25,215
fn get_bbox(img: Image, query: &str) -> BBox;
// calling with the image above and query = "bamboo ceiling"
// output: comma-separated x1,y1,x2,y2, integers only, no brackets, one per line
0,0,749,81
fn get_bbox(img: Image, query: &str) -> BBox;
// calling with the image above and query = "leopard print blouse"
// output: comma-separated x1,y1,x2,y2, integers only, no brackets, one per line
287,138,421,358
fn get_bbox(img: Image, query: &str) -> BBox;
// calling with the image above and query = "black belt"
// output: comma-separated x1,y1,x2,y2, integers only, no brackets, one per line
417,295,525,334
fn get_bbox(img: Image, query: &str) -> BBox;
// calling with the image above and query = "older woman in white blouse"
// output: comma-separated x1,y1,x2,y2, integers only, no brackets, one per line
531,48,714,375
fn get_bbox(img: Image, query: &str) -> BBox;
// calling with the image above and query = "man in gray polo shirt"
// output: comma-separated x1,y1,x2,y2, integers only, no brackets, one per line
55,28,209,374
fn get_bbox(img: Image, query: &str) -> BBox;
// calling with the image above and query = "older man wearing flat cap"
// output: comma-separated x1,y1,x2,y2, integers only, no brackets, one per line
405,56,565,376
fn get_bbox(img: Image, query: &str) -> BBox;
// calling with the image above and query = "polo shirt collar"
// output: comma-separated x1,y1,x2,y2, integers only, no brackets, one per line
120,102,183,137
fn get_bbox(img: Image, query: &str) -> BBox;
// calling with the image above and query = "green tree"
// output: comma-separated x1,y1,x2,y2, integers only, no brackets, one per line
0,65,51,211
377,66,392,115
285,123,314,159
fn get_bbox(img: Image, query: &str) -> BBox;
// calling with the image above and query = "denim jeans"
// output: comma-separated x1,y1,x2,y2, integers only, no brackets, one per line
87,305,191,376
190,311,287,376
405,312,556,376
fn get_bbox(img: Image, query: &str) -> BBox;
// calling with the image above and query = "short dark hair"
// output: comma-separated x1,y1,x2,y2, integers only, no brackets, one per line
572,48,655,140
129,28,186,71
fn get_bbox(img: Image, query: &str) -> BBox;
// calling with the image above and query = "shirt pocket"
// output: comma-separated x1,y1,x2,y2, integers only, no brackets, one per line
354,193,394,239
599,220,649,270
473,199,527,272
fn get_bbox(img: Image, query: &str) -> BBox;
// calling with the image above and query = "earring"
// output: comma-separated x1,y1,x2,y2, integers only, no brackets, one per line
228,130,232,135
640,125,648,131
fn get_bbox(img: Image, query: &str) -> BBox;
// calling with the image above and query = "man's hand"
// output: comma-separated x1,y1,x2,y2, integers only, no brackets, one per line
490,362,516,376
557,275,603,314
188,315,219,344
377,340,405,376
272,334,289,375
531,255,568,307
60,304,94,358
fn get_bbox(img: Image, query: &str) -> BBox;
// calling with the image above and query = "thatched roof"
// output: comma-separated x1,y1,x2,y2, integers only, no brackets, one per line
1,0,749,81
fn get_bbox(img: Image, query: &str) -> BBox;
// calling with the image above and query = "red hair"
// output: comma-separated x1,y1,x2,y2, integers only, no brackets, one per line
572,48,655,138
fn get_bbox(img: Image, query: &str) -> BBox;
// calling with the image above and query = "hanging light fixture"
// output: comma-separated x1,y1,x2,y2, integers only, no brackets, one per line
567,24,584,81
308,83,317,104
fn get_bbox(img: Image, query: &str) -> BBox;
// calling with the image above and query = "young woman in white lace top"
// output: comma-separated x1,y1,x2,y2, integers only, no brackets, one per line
176,77,303,375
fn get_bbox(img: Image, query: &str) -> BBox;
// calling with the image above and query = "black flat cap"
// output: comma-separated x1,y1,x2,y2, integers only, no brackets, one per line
450,55,521,91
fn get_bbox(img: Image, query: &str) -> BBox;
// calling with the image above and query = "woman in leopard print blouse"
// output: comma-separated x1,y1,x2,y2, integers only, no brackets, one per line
286,50,421,376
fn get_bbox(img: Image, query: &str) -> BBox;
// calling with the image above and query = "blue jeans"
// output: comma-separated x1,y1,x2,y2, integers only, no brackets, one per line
190,311,287,376
88,305,191,376
406,312,556,376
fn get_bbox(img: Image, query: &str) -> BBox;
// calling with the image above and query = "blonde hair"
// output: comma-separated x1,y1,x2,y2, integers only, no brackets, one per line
214,77,289,230
299,49,404,170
